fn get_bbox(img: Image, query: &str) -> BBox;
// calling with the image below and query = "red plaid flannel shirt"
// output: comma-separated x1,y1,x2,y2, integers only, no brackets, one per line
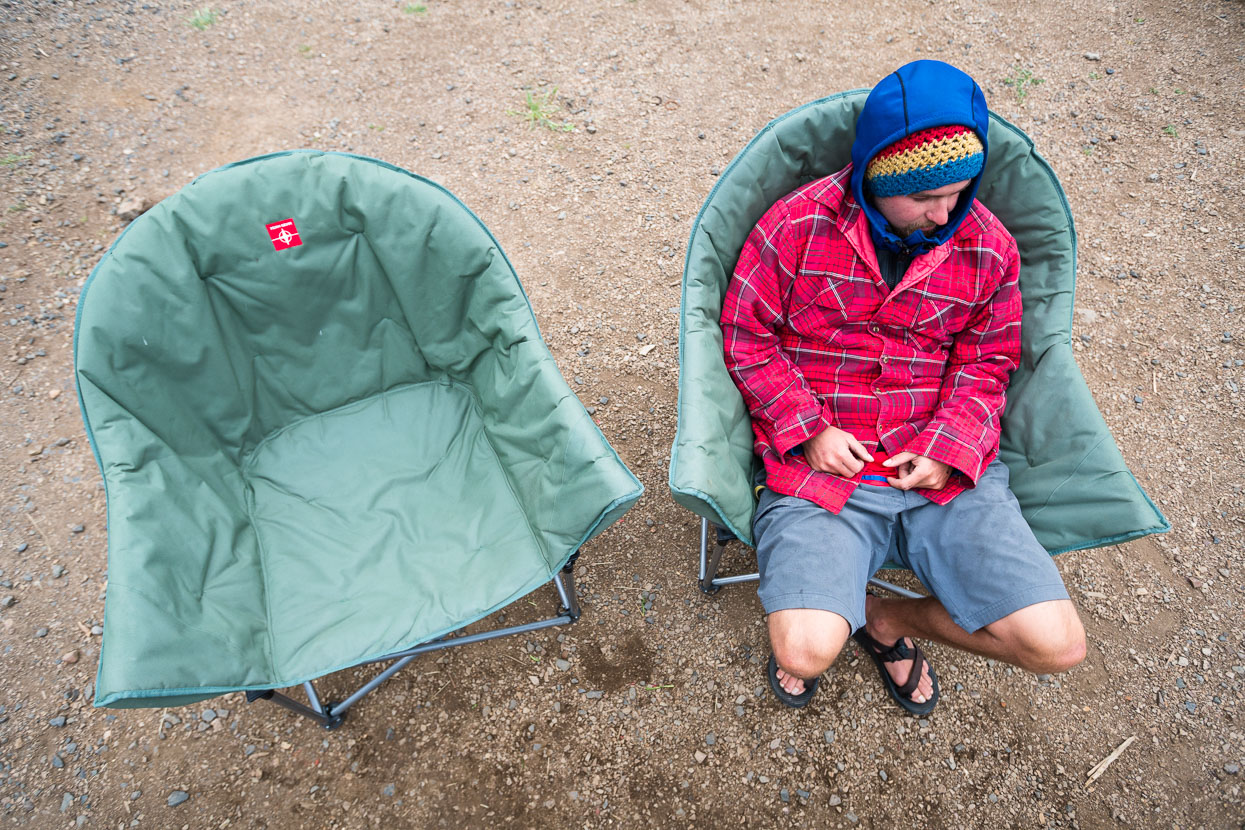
721,166,1022,513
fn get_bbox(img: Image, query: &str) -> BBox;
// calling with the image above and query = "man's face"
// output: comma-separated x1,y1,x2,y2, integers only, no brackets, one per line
873,179,971,238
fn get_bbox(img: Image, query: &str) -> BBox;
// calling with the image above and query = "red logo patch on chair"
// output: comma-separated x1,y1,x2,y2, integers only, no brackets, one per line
265,219,302,250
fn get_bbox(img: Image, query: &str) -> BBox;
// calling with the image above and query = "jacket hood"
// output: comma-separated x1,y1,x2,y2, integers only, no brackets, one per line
850,60,990,254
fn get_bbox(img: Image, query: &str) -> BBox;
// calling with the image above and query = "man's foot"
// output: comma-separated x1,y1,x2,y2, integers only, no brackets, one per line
856,594,939,713
775,666,805,696
767,654,819,708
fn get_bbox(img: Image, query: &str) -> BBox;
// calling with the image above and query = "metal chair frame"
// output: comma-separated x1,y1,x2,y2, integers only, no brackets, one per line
247,555,582,729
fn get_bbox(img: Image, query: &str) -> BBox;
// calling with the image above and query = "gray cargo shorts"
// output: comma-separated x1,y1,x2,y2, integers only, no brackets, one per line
752,459,1070,634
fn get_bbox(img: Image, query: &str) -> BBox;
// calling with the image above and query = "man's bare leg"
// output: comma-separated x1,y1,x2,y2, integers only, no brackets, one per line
767,608,937,704
768,596,1080,704
864,594,1086,674
767,609,849,696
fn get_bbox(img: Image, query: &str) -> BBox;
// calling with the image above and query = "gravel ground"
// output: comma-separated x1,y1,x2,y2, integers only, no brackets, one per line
0,0,1242,827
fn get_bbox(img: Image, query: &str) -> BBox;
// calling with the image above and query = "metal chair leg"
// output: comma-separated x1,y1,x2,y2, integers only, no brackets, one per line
698,517,729,594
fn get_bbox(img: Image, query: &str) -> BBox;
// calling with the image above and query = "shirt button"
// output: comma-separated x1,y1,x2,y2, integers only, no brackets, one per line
870,325,880,334
880,356,889,364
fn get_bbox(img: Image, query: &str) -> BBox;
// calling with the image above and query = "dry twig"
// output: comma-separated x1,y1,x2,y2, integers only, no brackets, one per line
1085,736,1135,788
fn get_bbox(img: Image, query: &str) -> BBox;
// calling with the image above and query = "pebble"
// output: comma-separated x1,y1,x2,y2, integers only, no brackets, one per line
167,790,189,807
201,708,216,723
1,595,15,608
705,732,716,746
117,197,149,222
555,658,570,671
51,565,65,578
35,627,48,638
49,716,67,727
694,750,707,764
823,729,836,744
779,788,789,802
60,792,74,812
61,650,79,664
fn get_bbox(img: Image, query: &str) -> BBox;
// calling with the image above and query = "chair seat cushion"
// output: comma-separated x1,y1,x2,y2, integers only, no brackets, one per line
247,380,549,681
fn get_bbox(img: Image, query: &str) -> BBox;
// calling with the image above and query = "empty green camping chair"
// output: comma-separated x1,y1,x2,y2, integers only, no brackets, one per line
76,150,643,727
668,91,1168,595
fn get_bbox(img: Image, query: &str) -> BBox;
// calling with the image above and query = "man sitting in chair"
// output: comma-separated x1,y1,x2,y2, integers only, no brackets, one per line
721,60,1086,712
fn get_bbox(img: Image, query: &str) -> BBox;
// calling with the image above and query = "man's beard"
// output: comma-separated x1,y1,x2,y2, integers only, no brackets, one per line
893,221,938,237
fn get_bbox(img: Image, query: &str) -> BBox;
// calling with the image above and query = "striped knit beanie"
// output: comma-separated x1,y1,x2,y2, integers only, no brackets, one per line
864,125,984,197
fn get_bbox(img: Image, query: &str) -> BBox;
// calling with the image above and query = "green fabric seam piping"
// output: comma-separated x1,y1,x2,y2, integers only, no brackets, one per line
244,439,281,684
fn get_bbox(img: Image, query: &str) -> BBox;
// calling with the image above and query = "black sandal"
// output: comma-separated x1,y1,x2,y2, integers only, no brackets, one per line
767,653,820,708
852,629,940,715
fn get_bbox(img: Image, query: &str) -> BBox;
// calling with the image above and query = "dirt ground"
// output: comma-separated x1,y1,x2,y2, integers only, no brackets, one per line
0,0,1242,827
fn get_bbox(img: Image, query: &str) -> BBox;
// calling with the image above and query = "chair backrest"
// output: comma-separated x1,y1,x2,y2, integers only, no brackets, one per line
669,92,1168,553
77,151,540,468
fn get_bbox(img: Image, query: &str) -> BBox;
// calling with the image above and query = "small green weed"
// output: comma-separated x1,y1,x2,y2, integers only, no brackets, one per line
0,153,31,167
1162,124,1178,138
1002,66,1044,105
8,202,27,212
637,592,654,615
297,44,312,55
187,8,220,30
401,3,428,14
367,123,385,132
1089,72,1101,80
508,87,575,132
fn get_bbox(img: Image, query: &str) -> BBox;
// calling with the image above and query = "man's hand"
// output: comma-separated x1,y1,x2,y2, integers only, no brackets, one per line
802,427,873,477
883,452,952,490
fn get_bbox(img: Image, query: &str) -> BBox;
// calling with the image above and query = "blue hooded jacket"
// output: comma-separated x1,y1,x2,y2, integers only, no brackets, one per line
850,60,990,255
